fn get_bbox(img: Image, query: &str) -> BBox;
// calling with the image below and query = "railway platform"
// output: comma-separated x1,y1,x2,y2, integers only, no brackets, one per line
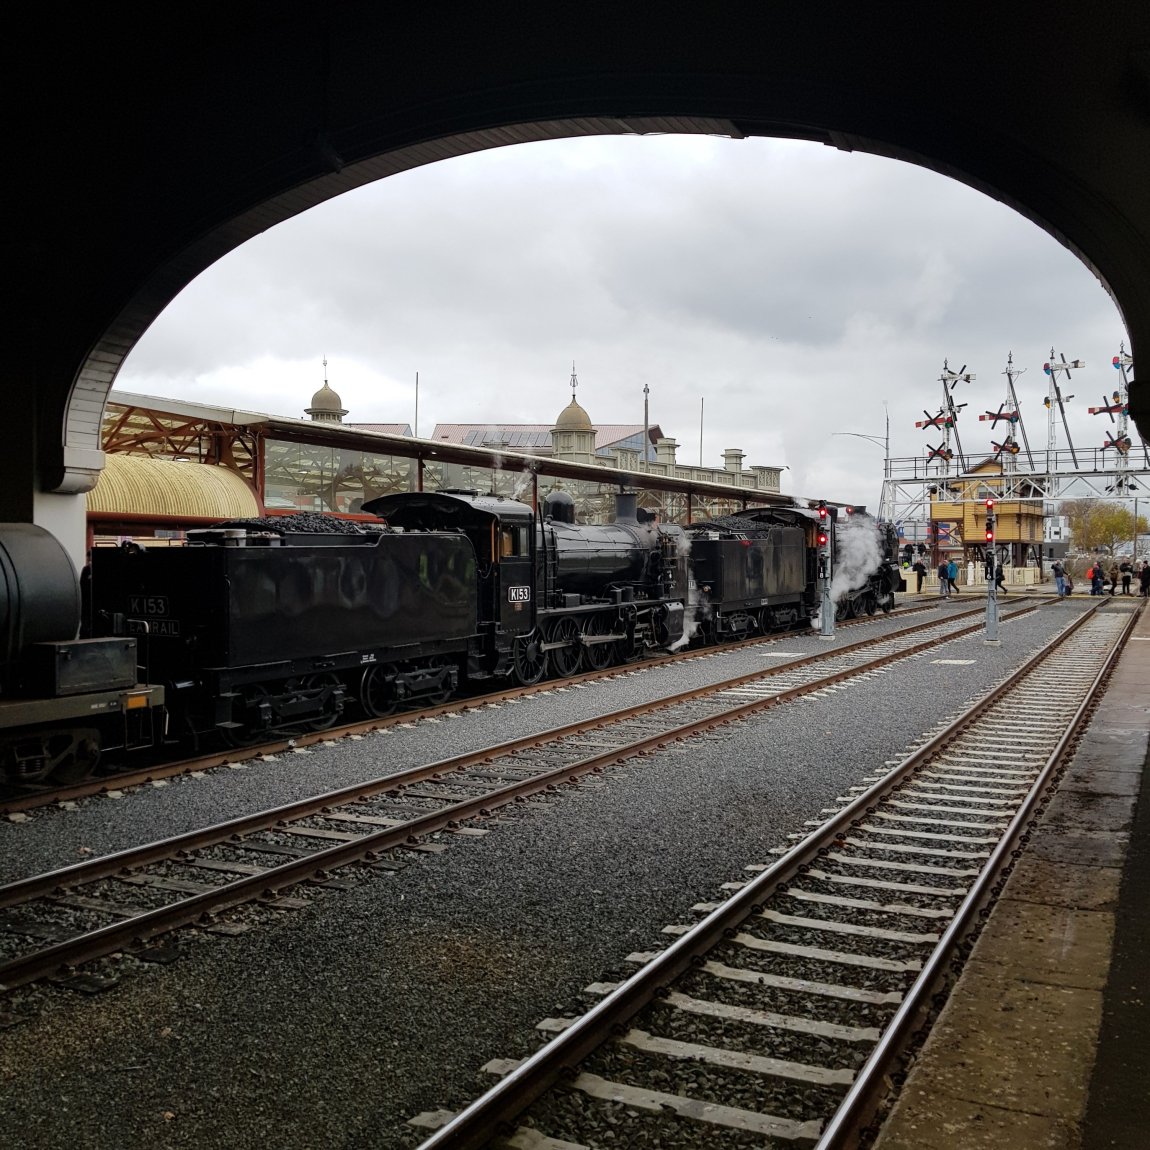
874,598,1149,1150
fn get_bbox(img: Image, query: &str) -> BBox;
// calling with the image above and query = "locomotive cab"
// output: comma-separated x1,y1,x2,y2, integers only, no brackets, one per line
363,490,537,678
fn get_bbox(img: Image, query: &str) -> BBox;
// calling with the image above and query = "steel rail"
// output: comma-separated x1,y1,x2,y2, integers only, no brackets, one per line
411,599,1114,1150
0,600,1039,989
815,599,1144,1148
0,597,1034,905
0,598,958,814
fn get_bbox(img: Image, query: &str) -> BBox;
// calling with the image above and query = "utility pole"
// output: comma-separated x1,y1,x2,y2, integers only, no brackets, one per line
643,381,650,471
414,371,419,438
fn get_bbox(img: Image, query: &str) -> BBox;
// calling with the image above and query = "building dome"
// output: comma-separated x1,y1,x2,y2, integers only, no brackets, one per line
553,397,593,432
306,381,347,422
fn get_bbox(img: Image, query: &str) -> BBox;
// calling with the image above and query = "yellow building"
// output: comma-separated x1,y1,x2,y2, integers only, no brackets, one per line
930,459,1045,564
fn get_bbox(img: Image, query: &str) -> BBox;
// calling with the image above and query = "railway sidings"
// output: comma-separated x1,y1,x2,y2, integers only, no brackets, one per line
0,597,1144,1150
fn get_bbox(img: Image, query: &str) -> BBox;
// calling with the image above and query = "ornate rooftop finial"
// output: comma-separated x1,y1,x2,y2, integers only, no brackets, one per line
570,360,578,402
306,354,347,423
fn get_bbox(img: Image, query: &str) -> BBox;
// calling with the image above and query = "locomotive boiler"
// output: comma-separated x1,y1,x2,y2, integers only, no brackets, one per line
363,489,688,683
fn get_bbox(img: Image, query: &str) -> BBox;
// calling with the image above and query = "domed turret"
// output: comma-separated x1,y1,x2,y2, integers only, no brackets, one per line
553,397,593,432
551,363,596,463
305,359,348,422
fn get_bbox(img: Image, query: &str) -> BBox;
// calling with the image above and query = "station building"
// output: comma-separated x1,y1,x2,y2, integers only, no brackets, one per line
927,457,1046,573
88,378,786,542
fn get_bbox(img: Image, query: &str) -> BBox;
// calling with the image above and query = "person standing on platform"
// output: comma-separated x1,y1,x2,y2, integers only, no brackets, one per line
1108,562,1120,596
937,559,950,599
1051,559,1066,597
1091,564,1105,595
912,558,927,593
1120,560,1133,595
1140,561,1150,597
946,558,960,594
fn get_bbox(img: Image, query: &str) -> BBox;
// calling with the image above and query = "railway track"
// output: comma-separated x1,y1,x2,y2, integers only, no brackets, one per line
0,598,1046,992
0,598,960,816
407,599,1141,1150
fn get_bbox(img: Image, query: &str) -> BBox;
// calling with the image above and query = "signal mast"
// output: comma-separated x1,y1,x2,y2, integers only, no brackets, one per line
1043,348,1083,476
916,359,974,476
816,500,834,639
1090,344,1142,495
979,352,1033,476
984,497,999,643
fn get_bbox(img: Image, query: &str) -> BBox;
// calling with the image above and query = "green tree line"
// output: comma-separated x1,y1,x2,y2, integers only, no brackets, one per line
1059,499,1148,554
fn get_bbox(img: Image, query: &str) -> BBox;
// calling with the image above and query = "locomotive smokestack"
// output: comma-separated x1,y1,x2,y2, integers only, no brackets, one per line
543,490,576,524
614,492,638,522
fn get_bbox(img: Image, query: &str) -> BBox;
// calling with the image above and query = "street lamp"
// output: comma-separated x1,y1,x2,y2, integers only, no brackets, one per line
831,404,890,513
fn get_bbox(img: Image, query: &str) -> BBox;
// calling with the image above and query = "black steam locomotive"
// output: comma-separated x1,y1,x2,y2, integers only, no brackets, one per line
0,491,901,782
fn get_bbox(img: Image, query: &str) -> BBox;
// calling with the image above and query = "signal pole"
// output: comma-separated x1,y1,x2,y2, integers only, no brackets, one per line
984,497,1000,644
817,501,834,639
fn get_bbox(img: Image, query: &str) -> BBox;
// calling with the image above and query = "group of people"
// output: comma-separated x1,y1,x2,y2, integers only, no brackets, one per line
914,557,963,599
1073,558,1150,597
1046,558,1150,598
908,554,1150,599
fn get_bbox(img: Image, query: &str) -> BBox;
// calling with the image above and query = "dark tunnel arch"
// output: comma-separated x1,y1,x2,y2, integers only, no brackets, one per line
25,3,1150,495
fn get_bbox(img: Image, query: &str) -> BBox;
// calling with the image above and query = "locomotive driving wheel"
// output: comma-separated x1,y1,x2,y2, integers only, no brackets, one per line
582,613,617,671
548,617,583,678
512,630,546,686
359,664,397,717
302,673,343,731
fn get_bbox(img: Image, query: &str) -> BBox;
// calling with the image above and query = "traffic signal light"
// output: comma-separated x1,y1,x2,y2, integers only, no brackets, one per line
817,528,829,547
845,506,853,516
985,496,996,543
985,497,995,511
985,525,995,543
817,500,827,520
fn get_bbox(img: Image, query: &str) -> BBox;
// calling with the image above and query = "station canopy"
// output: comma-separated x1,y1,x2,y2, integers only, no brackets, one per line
88,453,262,526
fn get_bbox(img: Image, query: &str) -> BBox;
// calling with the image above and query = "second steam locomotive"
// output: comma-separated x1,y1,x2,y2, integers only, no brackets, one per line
0,491,901,780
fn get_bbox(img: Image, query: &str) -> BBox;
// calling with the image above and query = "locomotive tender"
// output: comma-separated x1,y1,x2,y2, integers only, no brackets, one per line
0,491,901,782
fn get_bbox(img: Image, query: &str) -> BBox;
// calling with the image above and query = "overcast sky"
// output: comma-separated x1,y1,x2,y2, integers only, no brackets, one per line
117,134,1132,510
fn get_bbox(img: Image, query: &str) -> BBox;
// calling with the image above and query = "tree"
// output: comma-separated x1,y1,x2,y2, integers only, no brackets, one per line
1059,498,1148,553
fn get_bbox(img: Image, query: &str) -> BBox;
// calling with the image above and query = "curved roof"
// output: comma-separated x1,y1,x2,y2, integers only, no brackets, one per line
553,398,594,432
307,382,347,415
88,454,262,520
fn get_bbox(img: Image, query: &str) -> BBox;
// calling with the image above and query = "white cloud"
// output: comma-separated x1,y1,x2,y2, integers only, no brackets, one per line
118,134,1130,509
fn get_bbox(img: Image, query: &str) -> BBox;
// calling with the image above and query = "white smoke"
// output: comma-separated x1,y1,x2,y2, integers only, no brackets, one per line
669,531,711,650
811,517,884,628
829,517,883,602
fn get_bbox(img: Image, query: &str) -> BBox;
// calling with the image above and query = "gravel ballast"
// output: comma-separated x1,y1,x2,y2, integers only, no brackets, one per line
0,600,1104,1149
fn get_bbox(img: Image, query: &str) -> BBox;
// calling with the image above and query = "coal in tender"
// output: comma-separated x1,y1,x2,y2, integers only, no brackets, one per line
211,513,389,535
685,515,781,539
